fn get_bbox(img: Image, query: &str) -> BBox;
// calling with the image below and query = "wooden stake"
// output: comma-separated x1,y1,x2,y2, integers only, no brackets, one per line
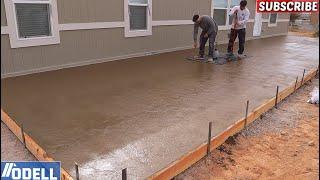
207,122,212,156
275,86,279,109
244,100,249,128
75,162,79,180
20,124,26,148
294,76,298,90
301,69,306,86
122,168,127,180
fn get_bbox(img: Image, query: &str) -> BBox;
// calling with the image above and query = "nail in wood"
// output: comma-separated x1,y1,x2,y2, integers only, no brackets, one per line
207,122,212,155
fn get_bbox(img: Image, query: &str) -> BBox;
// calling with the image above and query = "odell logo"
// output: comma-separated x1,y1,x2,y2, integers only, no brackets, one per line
257,0,319,12
1,161,60,180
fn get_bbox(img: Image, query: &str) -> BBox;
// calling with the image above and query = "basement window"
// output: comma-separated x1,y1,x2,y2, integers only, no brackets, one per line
4,0,60,48
124,0,152,37
268,13,278,27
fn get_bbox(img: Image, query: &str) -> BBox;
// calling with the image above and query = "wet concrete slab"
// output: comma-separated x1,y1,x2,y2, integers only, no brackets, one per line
1,34,319,179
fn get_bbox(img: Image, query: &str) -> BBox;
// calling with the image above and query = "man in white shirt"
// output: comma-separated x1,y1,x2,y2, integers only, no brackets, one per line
227,0,250,58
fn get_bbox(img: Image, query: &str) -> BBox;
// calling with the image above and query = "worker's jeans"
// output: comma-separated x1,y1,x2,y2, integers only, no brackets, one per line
227,28,246,54
199,31,217,58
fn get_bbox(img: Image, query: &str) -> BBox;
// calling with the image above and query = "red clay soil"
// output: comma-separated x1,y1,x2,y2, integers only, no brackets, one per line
175,78,319,180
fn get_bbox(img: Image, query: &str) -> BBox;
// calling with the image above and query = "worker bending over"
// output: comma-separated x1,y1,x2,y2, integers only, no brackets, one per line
192,15,218,61
227,0,250,59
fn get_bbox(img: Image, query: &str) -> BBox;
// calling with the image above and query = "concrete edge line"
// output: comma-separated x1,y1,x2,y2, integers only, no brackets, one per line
148,68,318,180
0,109,74,180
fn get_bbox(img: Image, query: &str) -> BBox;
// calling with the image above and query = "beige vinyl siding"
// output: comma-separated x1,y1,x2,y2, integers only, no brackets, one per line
1,20,290,76
57,0,123,23
153,0,210,20
260,21,289,36
1,25,194,75
262,14,269,19
246,0,256,19
262,13,290,20
1,0,7,26
1,0,290,77
277,13,290,19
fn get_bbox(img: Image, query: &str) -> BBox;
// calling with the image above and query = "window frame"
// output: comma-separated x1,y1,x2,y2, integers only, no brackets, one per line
124,0,152,37
211,0,239,30
268,13,278,27
4,0,60,48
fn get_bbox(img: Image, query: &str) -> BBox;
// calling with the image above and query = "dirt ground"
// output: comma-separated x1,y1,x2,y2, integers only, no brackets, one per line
1,122,36,161
175,77,319,180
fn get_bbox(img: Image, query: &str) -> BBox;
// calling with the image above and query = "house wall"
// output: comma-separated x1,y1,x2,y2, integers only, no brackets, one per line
1,0,289,77
1,0,6,26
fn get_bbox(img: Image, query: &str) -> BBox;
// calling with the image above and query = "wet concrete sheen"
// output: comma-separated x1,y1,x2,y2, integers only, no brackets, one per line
1,35,318,179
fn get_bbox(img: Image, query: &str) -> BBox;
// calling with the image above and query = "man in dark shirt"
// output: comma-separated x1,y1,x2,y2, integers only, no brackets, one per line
193,15,219,61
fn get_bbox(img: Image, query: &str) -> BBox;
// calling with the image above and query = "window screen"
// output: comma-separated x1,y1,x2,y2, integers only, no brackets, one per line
230,0,240,7
213,0,228,8
270,13,277,24
129,6,147,30
15,3,51,38
213,9,227,26
129,0,147,4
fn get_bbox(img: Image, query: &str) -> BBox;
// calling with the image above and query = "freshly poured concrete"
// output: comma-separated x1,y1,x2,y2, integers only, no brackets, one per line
1,34,318,179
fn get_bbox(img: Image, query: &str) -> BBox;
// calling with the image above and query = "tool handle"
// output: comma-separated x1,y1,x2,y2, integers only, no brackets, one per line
234,13,237,29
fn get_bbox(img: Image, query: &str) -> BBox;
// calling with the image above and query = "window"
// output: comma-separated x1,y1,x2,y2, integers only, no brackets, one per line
268,13,278,27
124,0,152,37
212,0,240,28
15,3,51,38
4,0,60,48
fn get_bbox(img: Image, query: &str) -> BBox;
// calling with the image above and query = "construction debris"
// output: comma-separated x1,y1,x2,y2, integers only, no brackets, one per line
307,87,319,104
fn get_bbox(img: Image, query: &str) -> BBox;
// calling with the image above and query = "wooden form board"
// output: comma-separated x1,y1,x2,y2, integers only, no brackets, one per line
1,68,317,180
149,68,318,180
1,110,73,180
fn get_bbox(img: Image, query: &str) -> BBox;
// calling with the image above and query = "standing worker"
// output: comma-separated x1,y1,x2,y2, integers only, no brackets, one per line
192,15,219,61
227,0,250,59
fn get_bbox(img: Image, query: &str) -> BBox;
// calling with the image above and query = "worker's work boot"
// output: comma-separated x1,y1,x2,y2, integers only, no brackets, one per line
207,57,214,62
212,48,219,59
196,55,205,61
237,53,247,59
226,52,234,57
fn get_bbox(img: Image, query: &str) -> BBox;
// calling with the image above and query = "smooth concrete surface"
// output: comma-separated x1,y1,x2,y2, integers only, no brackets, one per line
1,34,318,179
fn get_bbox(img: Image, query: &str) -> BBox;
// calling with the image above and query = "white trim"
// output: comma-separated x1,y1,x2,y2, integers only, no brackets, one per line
1,26,9,34
59,22,125,31
124,0,152,37
1,32,288,78
268,13,278,27
277,19,290,22
2,19,290,35
4,0,60,48
152,20,193,26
